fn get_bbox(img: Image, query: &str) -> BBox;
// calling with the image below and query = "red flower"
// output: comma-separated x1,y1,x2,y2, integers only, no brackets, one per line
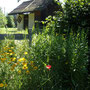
46,65,51,69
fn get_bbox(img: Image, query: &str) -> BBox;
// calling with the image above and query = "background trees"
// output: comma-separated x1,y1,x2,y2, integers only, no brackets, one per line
0,7,15,28
6,15,15,28
0,7,7,28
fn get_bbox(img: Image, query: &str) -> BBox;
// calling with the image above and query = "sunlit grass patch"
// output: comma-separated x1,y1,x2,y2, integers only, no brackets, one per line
0,28,28,34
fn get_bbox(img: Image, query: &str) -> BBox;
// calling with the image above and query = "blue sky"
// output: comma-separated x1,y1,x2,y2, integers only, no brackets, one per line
0,0,64,15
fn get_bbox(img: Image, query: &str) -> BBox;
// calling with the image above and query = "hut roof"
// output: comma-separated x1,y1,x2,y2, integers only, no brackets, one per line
9,0,54,15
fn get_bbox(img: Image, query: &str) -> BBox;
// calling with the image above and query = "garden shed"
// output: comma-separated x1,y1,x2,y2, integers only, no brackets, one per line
9,0,60,30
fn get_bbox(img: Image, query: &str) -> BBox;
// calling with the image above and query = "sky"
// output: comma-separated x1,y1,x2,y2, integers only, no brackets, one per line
0,0,64,15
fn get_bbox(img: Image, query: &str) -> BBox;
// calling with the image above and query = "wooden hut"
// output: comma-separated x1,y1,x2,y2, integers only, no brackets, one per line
9,0,61,30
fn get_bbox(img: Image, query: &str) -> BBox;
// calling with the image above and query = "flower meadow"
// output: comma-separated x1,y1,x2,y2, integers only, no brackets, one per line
0,28,89,90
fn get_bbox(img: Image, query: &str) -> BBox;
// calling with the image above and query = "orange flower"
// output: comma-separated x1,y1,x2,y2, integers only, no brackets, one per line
0,83,4,87
1,58,6,61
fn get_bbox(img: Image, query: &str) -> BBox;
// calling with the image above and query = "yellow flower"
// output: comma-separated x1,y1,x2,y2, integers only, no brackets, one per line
6,53,9,55
11,67,14,71
22,62,27,66
22,66,28,70
18,70,21,74
26,70,30,74
11,57,16,61
9,50,12,52
10,53,13,56
0,83,4,87
24,52,28,55
33,66,38,70
18,58,26,62
15,54,17,56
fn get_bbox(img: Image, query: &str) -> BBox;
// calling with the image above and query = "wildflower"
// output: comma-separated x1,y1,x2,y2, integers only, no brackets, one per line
6,53,9,55
1,58,6,62
18,58,26,62
10,53,13,56
26,70,30,74
22,62,27,66
18,70,21,74
33,66,38,70
11,67,14,71
15,54,17,56
11,57,16,61
46,65,51,69
9,50,12,52
22,66,28,70
24,52,28,55
0,83,4,87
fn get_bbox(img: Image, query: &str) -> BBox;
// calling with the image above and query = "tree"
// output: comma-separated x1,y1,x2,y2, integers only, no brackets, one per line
6,15,15,28
0,7,7,28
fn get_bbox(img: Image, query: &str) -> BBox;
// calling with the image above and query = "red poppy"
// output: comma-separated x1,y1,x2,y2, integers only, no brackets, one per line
46,65,51,69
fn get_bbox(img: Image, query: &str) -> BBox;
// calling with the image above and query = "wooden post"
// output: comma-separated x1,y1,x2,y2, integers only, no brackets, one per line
28,28,32,46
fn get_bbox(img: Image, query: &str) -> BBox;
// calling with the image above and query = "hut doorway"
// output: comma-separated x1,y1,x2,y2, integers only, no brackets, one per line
24,15,28,29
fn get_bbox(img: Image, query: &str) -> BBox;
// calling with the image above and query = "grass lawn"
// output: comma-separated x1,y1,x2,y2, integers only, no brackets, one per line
0,28,28,34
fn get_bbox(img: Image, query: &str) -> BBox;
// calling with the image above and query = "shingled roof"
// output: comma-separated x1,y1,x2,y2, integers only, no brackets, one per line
9,0,54,15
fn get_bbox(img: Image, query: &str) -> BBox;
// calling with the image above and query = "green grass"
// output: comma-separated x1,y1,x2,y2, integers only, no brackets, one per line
0,28,28,34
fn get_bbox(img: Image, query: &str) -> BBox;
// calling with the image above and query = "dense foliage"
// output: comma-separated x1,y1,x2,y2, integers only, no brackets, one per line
45,0,90,34
6,15,15,28
0,8,7,28
0,0,89,89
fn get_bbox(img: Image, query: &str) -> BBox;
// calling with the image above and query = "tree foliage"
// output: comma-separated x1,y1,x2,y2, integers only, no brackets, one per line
44,0,90,34
6,15,15,28
0,7,7,28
